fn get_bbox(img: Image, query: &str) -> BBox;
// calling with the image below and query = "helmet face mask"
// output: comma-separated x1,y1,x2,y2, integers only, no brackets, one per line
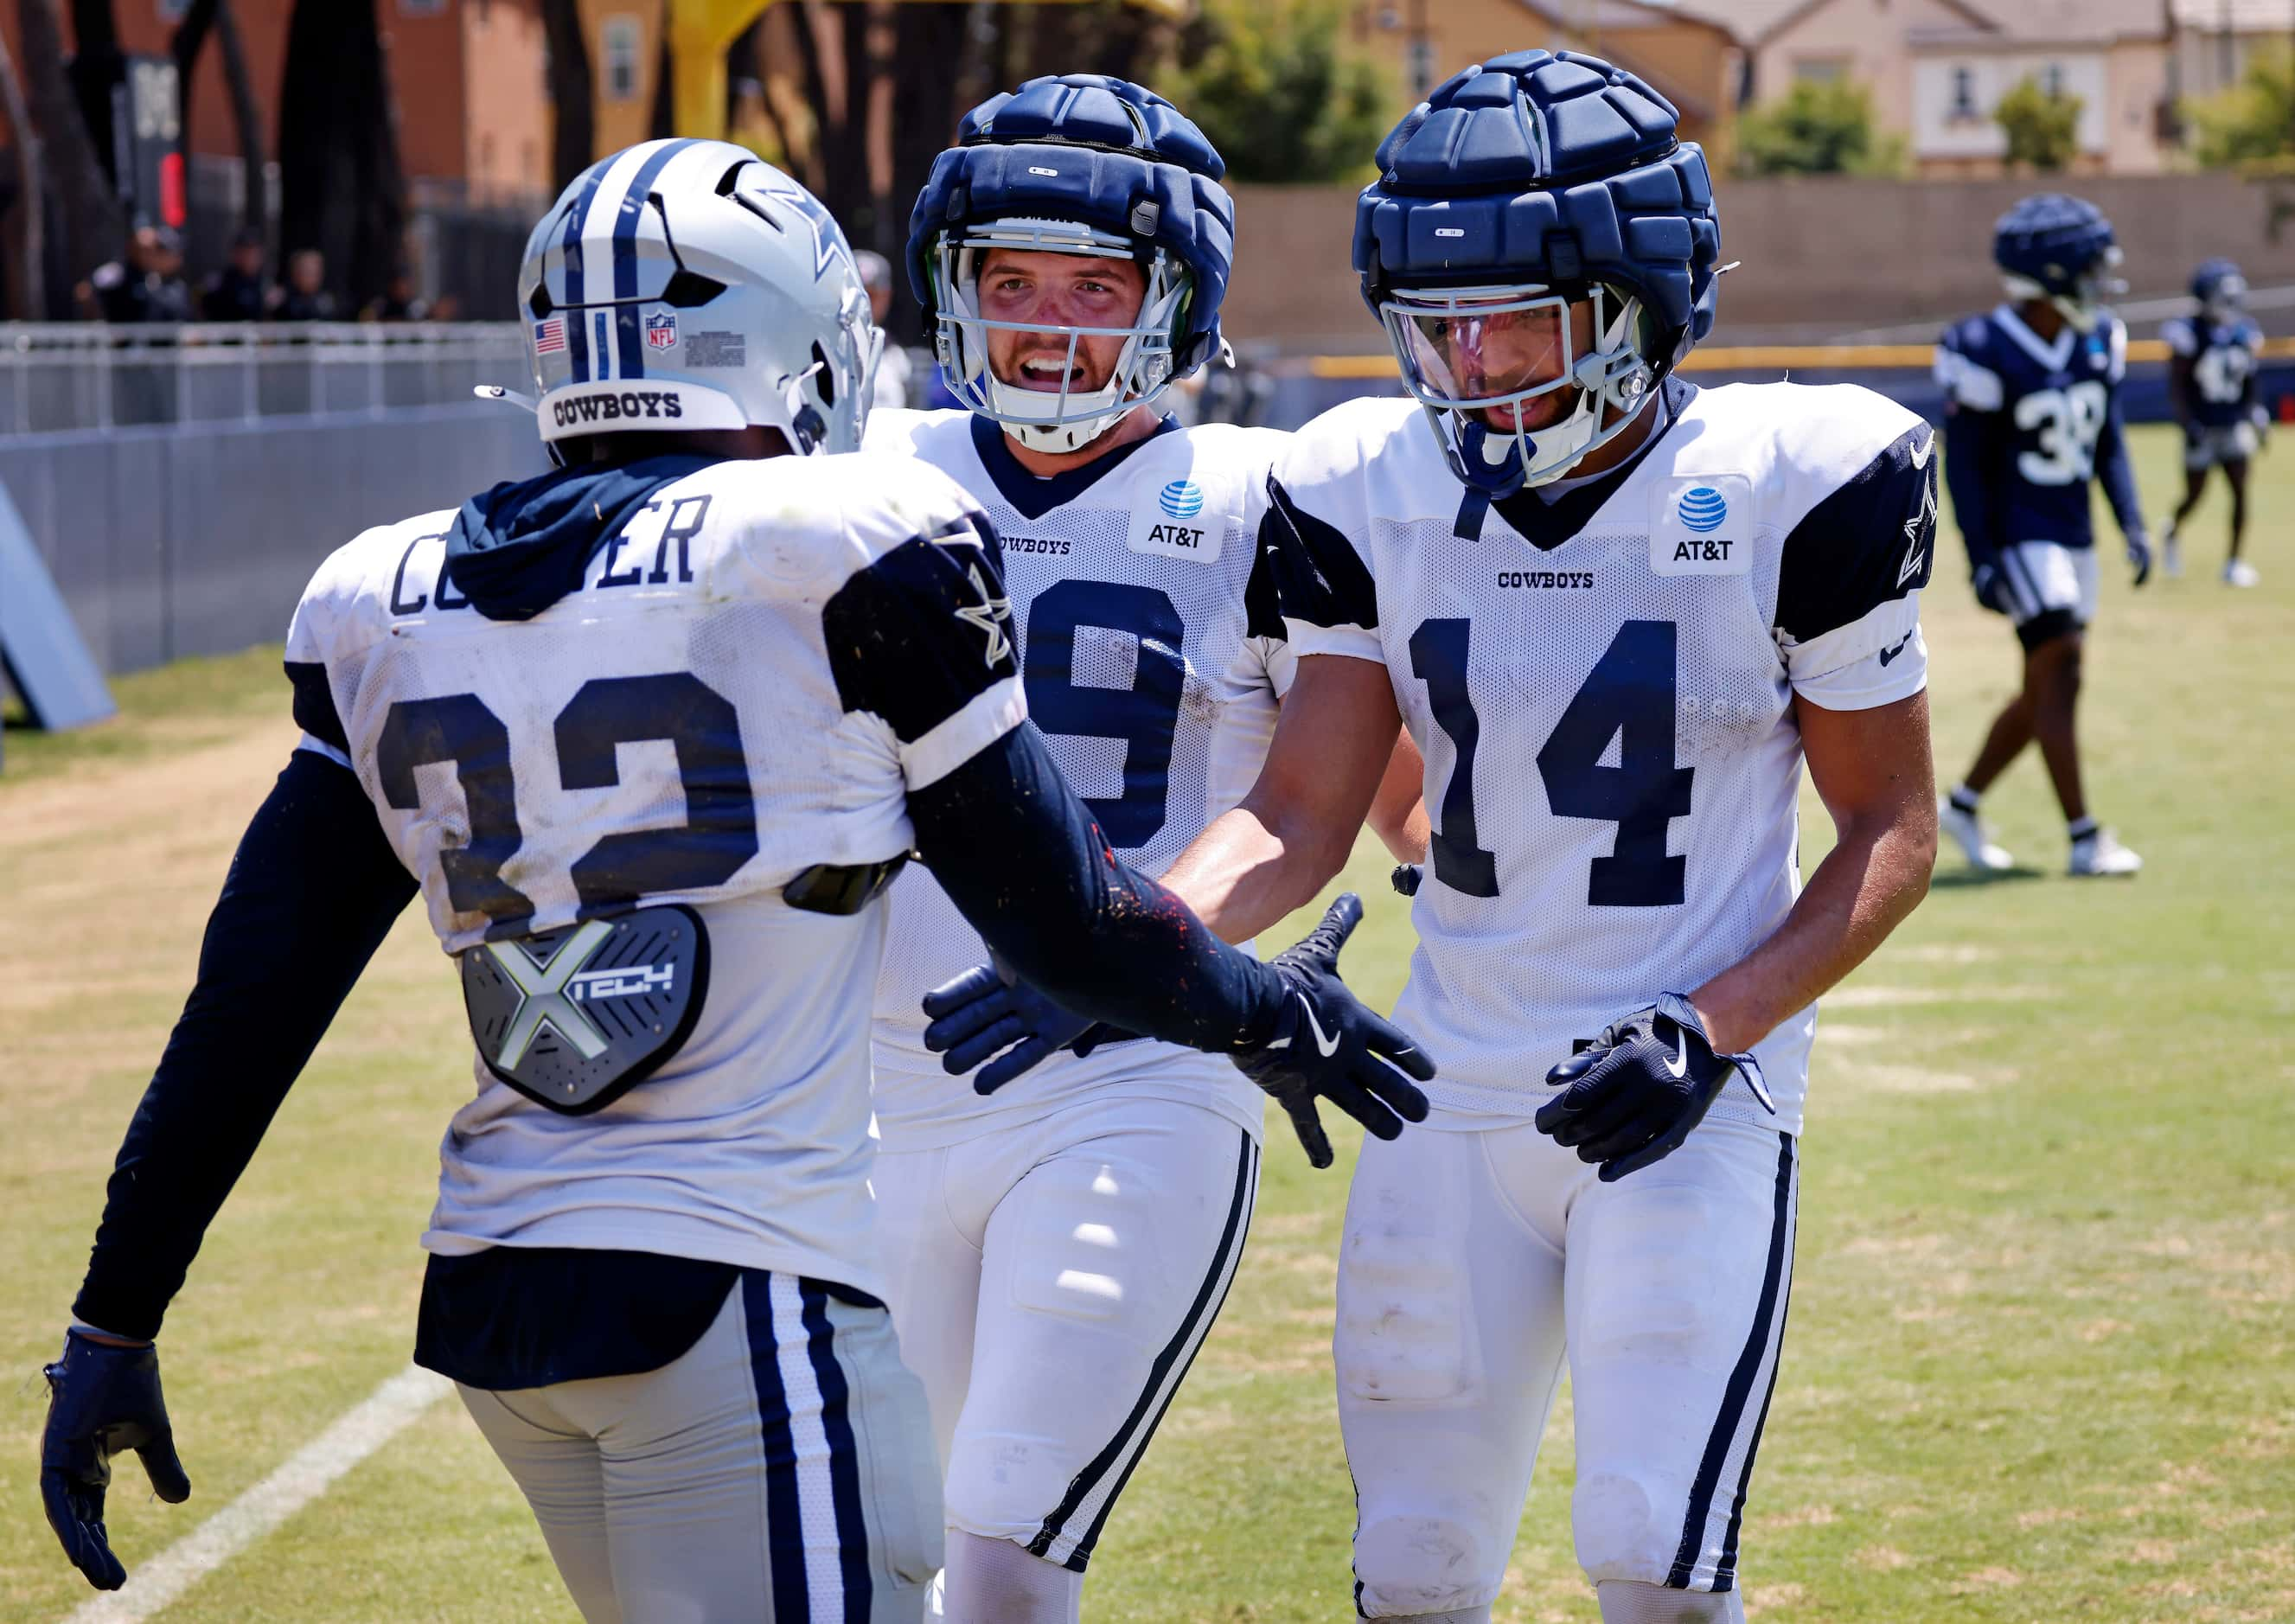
931,215,1191,453
2195,258,2247,323
1382,279,1657,491
1351,50,1721,498
2003,243,2124,334
907,74,1236,458
516,138,881,457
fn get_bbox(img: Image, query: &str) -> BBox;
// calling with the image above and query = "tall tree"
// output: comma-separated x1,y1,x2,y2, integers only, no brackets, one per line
276,0,406,309
172,0,267,242
1169,0,1390,184
539,0,592,189
16,0,125,310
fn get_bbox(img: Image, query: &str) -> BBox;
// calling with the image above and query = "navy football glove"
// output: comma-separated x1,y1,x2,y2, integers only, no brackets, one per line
1390,863,1422,897
1233,894,1434,1168
42,1332,191,1591
1970,561,2015,617
921,967,1129,1095
2126,531,2153,588
1535,993,1774,1183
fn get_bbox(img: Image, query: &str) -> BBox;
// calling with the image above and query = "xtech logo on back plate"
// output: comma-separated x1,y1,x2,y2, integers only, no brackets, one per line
1650,474,1753,576
1130,475,1222,562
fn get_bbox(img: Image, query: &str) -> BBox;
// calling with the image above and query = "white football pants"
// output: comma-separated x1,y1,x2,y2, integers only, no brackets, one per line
460,1270,941,1623
873,1096,1260,1571
1338,1112,1798,1617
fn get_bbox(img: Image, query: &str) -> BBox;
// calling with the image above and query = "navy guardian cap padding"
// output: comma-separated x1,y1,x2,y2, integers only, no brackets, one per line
1352,49,1720,374
906,74,1234,380
1992,193,2117,295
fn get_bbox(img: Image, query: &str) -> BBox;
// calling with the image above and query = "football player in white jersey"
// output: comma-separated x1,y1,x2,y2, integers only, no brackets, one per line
930,53,1940,1622
37,140,1430,1622
865,75,1419,1624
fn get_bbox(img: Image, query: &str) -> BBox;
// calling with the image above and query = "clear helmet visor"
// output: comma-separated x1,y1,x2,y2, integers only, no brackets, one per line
1390,293,1572,407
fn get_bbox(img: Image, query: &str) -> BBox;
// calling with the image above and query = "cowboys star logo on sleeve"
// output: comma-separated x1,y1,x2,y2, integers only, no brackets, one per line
952,564,1013,666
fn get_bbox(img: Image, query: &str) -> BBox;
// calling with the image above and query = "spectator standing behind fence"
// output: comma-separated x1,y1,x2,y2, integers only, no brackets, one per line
271,249,336,321
856,249,911,408
80,226,195,323
361,269,427,323
201,230,273,321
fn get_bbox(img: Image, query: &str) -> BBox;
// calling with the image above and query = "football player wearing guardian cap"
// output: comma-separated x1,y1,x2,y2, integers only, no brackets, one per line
866,74,1426,1624
2162,257,2267,585
930,50,1941,1622
36,137,1425,1621
1935,195,2150,879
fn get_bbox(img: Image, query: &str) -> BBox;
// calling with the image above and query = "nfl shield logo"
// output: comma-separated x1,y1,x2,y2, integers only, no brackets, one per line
644,310,678,351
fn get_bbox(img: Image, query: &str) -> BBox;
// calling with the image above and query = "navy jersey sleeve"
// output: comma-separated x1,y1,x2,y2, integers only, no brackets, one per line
2093,387,2145,544
908,727,1285,1052
1934,320,2007,568
821,510,1027,790
74,751,418,1340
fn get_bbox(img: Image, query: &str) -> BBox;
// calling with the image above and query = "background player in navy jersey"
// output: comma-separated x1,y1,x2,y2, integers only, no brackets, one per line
2162,257,2267,587
35,139,1429,1621
930,52,1939,1623
1934,195,2148,879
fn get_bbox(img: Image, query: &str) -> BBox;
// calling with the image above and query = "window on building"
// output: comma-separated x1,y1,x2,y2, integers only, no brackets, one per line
399,0,447,15
155,0,189,20
1949,65,1978,120
603,16,643,104
2041,62,2065,99
1793,58,1849,85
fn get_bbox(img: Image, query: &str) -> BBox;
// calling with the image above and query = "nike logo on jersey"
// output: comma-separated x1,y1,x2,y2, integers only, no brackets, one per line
952,563,1013,666
1908,431,1935,471
1299,994,1342,1058
1877,634,1913,667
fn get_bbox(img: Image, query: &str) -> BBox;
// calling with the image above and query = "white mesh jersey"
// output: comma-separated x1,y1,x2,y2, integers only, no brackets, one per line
864,409,1294,1149
1269,380,1937,1135
282,450,1025,1295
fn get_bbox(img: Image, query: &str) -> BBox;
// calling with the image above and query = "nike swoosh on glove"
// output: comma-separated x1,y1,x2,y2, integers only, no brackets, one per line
1535,993,1775,1183
921,967,1130,1095
1232,893,1434,1169
42,1332,192,1591
2126,533,2152,587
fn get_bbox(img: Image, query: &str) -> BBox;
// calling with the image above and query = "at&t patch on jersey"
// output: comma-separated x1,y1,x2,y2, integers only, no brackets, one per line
1128,474,1224,563
1650,475,1753,575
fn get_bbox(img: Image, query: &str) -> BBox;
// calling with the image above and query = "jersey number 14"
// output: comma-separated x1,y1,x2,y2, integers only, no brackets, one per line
1411,617,1693,907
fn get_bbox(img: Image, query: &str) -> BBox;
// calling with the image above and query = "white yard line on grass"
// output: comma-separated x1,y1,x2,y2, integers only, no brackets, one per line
62,1364,453,1624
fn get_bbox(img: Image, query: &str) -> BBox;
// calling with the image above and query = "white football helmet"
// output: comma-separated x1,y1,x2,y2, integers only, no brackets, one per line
515,138,881,454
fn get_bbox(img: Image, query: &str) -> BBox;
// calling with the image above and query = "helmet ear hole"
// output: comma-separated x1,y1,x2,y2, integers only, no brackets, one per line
811,342,836,408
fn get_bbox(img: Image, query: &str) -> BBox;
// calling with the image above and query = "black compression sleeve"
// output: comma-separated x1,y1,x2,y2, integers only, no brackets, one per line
908,727,1286,1051
73,751,419,1340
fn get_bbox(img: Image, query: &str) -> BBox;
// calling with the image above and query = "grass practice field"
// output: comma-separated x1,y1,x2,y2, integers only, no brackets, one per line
2,422,2290,1623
